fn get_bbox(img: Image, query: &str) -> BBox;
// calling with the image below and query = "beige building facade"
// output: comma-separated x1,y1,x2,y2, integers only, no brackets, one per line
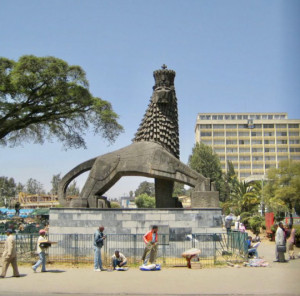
195,112,300,180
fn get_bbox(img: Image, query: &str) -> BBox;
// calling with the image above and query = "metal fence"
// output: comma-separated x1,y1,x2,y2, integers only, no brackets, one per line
13,231,248,267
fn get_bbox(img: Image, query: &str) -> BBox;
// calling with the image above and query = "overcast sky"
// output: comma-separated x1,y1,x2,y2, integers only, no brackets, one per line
1,0,299,199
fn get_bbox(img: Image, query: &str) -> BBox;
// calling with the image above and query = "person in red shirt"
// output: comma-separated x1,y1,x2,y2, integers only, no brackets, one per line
142,225,158,265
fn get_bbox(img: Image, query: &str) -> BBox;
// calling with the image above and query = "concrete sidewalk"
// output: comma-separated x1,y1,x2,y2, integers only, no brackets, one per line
1,241,300,296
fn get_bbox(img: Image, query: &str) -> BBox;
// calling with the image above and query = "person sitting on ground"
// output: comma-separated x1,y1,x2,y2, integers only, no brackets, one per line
247,236,260,258
111,250,127,270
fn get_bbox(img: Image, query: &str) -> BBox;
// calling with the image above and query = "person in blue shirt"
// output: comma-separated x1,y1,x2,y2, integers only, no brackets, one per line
93,225,106,271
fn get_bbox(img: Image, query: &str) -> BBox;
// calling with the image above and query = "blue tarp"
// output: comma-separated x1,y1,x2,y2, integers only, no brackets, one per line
0,208,34,218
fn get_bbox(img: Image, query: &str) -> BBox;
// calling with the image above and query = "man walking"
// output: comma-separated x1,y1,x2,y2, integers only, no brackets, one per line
1,229,20,278
142,225,158,265
32,229,48,272
94,225,106,271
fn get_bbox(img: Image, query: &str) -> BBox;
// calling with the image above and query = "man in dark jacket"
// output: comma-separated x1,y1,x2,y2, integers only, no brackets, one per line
93,225,106,271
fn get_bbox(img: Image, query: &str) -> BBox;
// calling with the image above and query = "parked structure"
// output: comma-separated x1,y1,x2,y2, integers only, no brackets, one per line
195,112,300,180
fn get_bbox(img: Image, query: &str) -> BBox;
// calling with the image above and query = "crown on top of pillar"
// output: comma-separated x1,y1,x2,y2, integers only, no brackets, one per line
153,64,176,89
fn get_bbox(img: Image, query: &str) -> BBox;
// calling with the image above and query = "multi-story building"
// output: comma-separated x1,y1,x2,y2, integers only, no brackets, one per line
195,112,300,180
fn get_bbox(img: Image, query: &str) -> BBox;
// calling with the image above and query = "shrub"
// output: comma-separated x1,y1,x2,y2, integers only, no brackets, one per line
240,212,252,229
294,224,300,245
249,215,264,235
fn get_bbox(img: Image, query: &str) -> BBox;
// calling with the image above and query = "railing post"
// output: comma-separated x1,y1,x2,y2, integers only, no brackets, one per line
162,234,166,265
30,234,34,252
133,234,137,265
74,234,78,265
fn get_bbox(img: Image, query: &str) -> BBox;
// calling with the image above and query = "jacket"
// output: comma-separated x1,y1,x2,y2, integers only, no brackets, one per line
94,230,105,247
143,230,158,244
275,227,285,245
2,234,17,259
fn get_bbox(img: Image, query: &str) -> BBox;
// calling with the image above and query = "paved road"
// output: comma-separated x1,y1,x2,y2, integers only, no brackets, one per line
1,241,300,296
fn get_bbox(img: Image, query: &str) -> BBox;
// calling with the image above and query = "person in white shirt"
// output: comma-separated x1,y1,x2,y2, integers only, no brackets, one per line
32,229,48,272
111,250,127,270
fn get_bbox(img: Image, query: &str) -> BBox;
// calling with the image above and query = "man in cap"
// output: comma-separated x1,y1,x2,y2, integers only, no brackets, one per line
32,229,48,272
0,229,20,278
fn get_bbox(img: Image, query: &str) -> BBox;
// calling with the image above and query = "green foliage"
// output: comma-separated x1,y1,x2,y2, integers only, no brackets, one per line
188,142,227,201
248,215,264,235
134,193,155,208
229,181,261,215
240,212,252,229
66,180,80,196
263,160,300,220
0,55,123,149
294,225,300,245
172,182,186,197
26,178,45,194
110,201,121,208
135,181,155,197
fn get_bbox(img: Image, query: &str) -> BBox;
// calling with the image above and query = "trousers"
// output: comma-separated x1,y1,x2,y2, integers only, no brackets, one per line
142,242,158,264
1,256,20,277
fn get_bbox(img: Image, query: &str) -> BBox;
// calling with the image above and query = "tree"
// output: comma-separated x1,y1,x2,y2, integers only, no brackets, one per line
263,160,300,225
172,182,186,197
50,173,61,195
26,178,45,194
229,180,261,215
66,180,80,196
0,55,123,149
0,176,17,207
135,181,155,197
188,142,227,201
135,193,155,208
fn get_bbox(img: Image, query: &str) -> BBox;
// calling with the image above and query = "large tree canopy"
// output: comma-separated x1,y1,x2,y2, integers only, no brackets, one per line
188,142,227,201
263,160,300,225
0,55,123,149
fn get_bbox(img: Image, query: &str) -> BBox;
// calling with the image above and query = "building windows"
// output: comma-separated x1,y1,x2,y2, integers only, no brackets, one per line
277,148,288,152
240,156,250,161
251,132,262,137
279,140,287,144
240,148,250,153
288,124,299,128
290,148,300,152
214,132,224,137
290,140,300,144
264,132,273,137
252,140,262,144
265,156,275,161
253,156,263,161
264,140,275,144
265,148,275,153
214,124,224,129
200,132,212,137
254,124,262,128
214,140,225,145
276,124,287,129
226,140,237,145
278,156,289,161
226,132,237,137
289,131,299,137
239,131,249,136
226,124,237,129
276,131,287,137
237,115,243,120
200,124,212,129
263,124,274,128
252,148,263,153
227,148,237,153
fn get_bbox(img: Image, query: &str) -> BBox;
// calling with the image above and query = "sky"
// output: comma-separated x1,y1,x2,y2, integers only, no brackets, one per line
0,0,299,199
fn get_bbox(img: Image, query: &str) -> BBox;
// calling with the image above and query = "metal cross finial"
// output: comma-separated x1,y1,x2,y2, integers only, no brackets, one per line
161,64,167,69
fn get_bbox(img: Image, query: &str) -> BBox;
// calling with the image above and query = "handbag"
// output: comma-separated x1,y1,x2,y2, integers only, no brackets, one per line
277,245,286,253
